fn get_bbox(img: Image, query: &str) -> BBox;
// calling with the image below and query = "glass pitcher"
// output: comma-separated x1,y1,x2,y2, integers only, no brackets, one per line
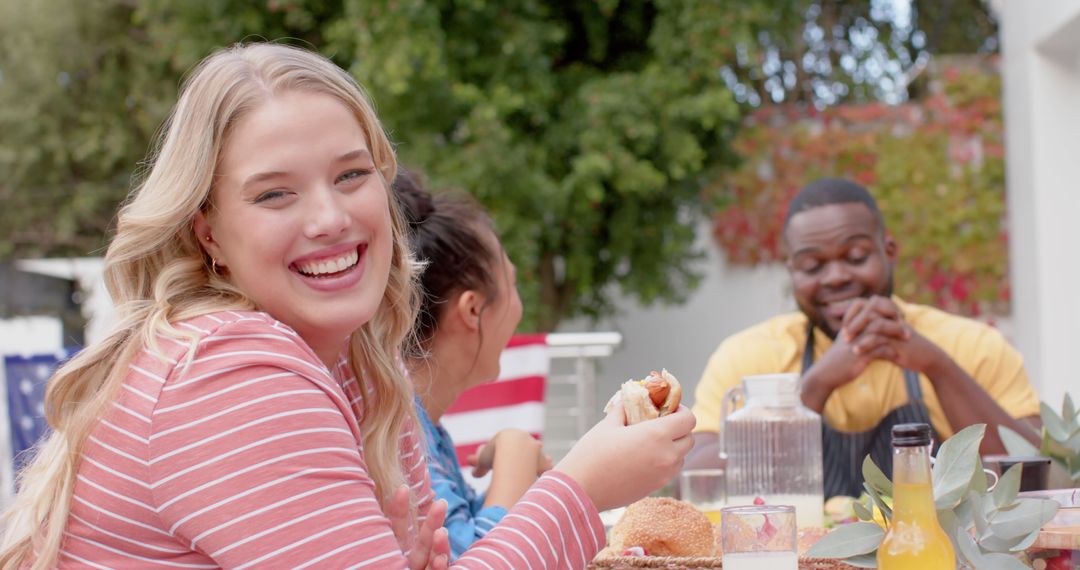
721,373,824,527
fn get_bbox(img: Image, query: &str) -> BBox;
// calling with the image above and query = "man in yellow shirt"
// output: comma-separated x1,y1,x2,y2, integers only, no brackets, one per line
687,178,1041,497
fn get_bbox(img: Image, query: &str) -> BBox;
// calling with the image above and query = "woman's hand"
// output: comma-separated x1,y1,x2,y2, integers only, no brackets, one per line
554,400,696,512
386,485,450,570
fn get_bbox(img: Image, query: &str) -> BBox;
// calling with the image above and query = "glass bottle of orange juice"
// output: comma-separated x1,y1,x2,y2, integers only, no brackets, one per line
877,423,955,570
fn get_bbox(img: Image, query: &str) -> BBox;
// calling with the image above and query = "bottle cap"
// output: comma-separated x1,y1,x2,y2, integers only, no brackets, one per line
892,423,932,447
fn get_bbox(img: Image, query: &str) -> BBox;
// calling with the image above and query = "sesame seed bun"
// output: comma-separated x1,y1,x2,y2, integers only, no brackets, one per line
603,497,714,558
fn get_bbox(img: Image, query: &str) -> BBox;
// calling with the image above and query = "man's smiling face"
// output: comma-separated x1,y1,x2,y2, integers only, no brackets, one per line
785,202,896,338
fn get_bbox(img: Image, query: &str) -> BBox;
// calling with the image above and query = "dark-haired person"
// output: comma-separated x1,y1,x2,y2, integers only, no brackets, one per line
394,170,552,560
685,177,1041,498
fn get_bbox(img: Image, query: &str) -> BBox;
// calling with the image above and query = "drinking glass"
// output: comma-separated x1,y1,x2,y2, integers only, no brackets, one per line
720,504,797,570
679,468,726,524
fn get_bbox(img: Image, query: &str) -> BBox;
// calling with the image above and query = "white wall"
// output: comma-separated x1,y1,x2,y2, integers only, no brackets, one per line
0,316,63,356
558,221,794,411
17,257,114,345
998,0,1080,408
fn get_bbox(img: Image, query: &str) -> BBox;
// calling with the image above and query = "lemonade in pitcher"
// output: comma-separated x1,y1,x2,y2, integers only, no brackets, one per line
679,469,726,524
698,501,724,525
877,424,955,569
722,374,824,528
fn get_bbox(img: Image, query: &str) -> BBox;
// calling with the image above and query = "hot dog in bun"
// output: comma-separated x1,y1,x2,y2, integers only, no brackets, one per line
605,369,682,425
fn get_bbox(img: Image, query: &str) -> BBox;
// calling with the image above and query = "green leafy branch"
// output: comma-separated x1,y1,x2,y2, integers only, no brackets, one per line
807,424,1060,568
999,394,1080,486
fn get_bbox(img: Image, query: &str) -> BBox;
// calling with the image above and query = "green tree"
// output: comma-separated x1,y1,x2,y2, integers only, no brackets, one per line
0,0,344,260
2,0,744,331
718,0,999,108
2,0,996,330
0,0,170,258
322,0,744,330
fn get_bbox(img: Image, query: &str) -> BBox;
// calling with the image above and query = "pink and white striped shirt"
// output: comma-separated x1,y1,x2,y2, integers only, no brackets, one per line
59,311,604,569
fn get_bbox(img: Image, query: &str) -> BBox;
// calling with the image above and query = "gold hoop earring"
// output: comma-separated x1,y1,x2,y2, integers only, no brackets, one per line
211,258,220,274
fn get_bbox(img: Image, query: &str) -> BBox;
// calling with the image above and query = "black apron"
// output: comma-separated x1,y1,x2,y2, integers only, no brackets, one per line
802,325,939,498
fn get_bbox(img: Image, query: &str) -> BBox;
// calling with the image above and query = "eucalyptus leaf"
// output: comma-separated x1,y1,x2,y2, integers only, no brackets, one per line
973,493,991,537
933,424,984,509
1043,435,1072,460
1009,528,1041,553
936,508,961,544
1066,430,1080,455
842,553,879,568
838,409,1072,566
955,526,984,567
805,522,884,558
864,483,893,523
994,501,1020,513
862,455,893,497
1064,393,1076,428
954,494,980,524
972,458,989,495
853,499,874,521
1042,402,1070,442
978,552,1031,570
977,529,1028,552
992,464,1022,507
988,498,1059,539
997,425,1040,456
949,495,974,533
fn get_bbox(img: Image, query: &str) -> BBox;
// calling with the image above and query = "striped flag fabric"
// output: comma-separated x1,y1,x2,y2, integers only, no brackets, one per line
439,334,549,492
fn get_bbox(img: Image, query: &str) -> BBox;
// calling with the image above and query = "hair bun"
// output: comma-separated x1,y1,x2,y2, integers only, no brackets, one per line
393,167,435,227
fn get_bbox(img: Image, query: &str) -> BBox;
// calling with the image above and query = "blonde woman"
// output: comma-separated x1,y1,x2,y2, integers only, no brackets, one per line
0,43,695,569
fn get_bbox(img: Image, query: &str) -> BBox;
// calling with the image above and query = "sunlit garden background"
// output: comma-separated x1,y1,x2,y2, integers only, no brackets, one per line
2,0,1078,485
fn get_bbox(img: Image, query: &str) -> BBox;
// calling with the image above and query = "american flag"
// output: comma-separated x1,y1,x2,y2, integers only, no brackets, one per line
3,352,71,470
440,334,549,493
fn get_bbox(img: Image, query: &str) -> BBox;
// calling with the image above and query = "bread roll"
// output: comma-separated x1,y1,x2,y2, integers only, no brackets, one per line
598,497,714,558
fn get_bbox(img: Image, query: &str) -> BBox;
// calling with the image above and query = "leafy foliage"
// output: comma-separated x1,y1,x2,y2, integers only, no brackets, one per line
1000,393,1080,486
0,0,165,258
807,424,1060,568
322,0,747,330
0,0,365,263
718,0,999,108
708,56,1008,317
0,0,745,331
0,0,1003,329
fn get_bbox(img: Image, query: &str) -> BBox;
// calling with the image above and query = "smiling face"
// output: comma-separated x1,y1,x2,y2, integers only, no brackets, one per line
195,90,393,363
785,202,896,338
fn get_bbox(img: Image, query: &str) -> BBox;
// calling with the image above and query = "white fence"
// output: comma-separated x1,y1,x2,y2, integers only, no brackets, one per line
542,332,622,461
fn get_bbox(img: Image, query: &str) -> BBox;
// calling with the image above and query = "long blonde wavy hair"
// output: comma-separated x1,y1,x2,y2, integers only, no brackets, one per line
0,43,420,569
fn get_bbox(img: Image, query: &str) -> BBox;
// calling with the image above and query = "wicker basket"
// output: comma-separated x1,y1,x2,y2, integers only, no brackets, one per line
587,556,859,569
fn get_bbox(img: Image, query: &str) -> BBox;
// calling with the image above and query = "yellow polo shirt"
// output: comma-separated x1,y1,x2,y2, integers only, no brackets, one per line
691,298,1040,439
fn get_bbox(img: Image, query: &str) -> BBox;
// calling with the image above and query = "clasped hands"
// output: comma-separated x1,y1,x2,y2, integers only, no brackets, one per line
832,295,951,378
804,296,950,408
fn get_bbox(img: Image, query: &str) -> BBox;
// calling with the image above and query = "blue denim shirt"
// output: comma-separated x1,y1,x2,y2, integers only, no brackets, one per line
414,397,507,560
